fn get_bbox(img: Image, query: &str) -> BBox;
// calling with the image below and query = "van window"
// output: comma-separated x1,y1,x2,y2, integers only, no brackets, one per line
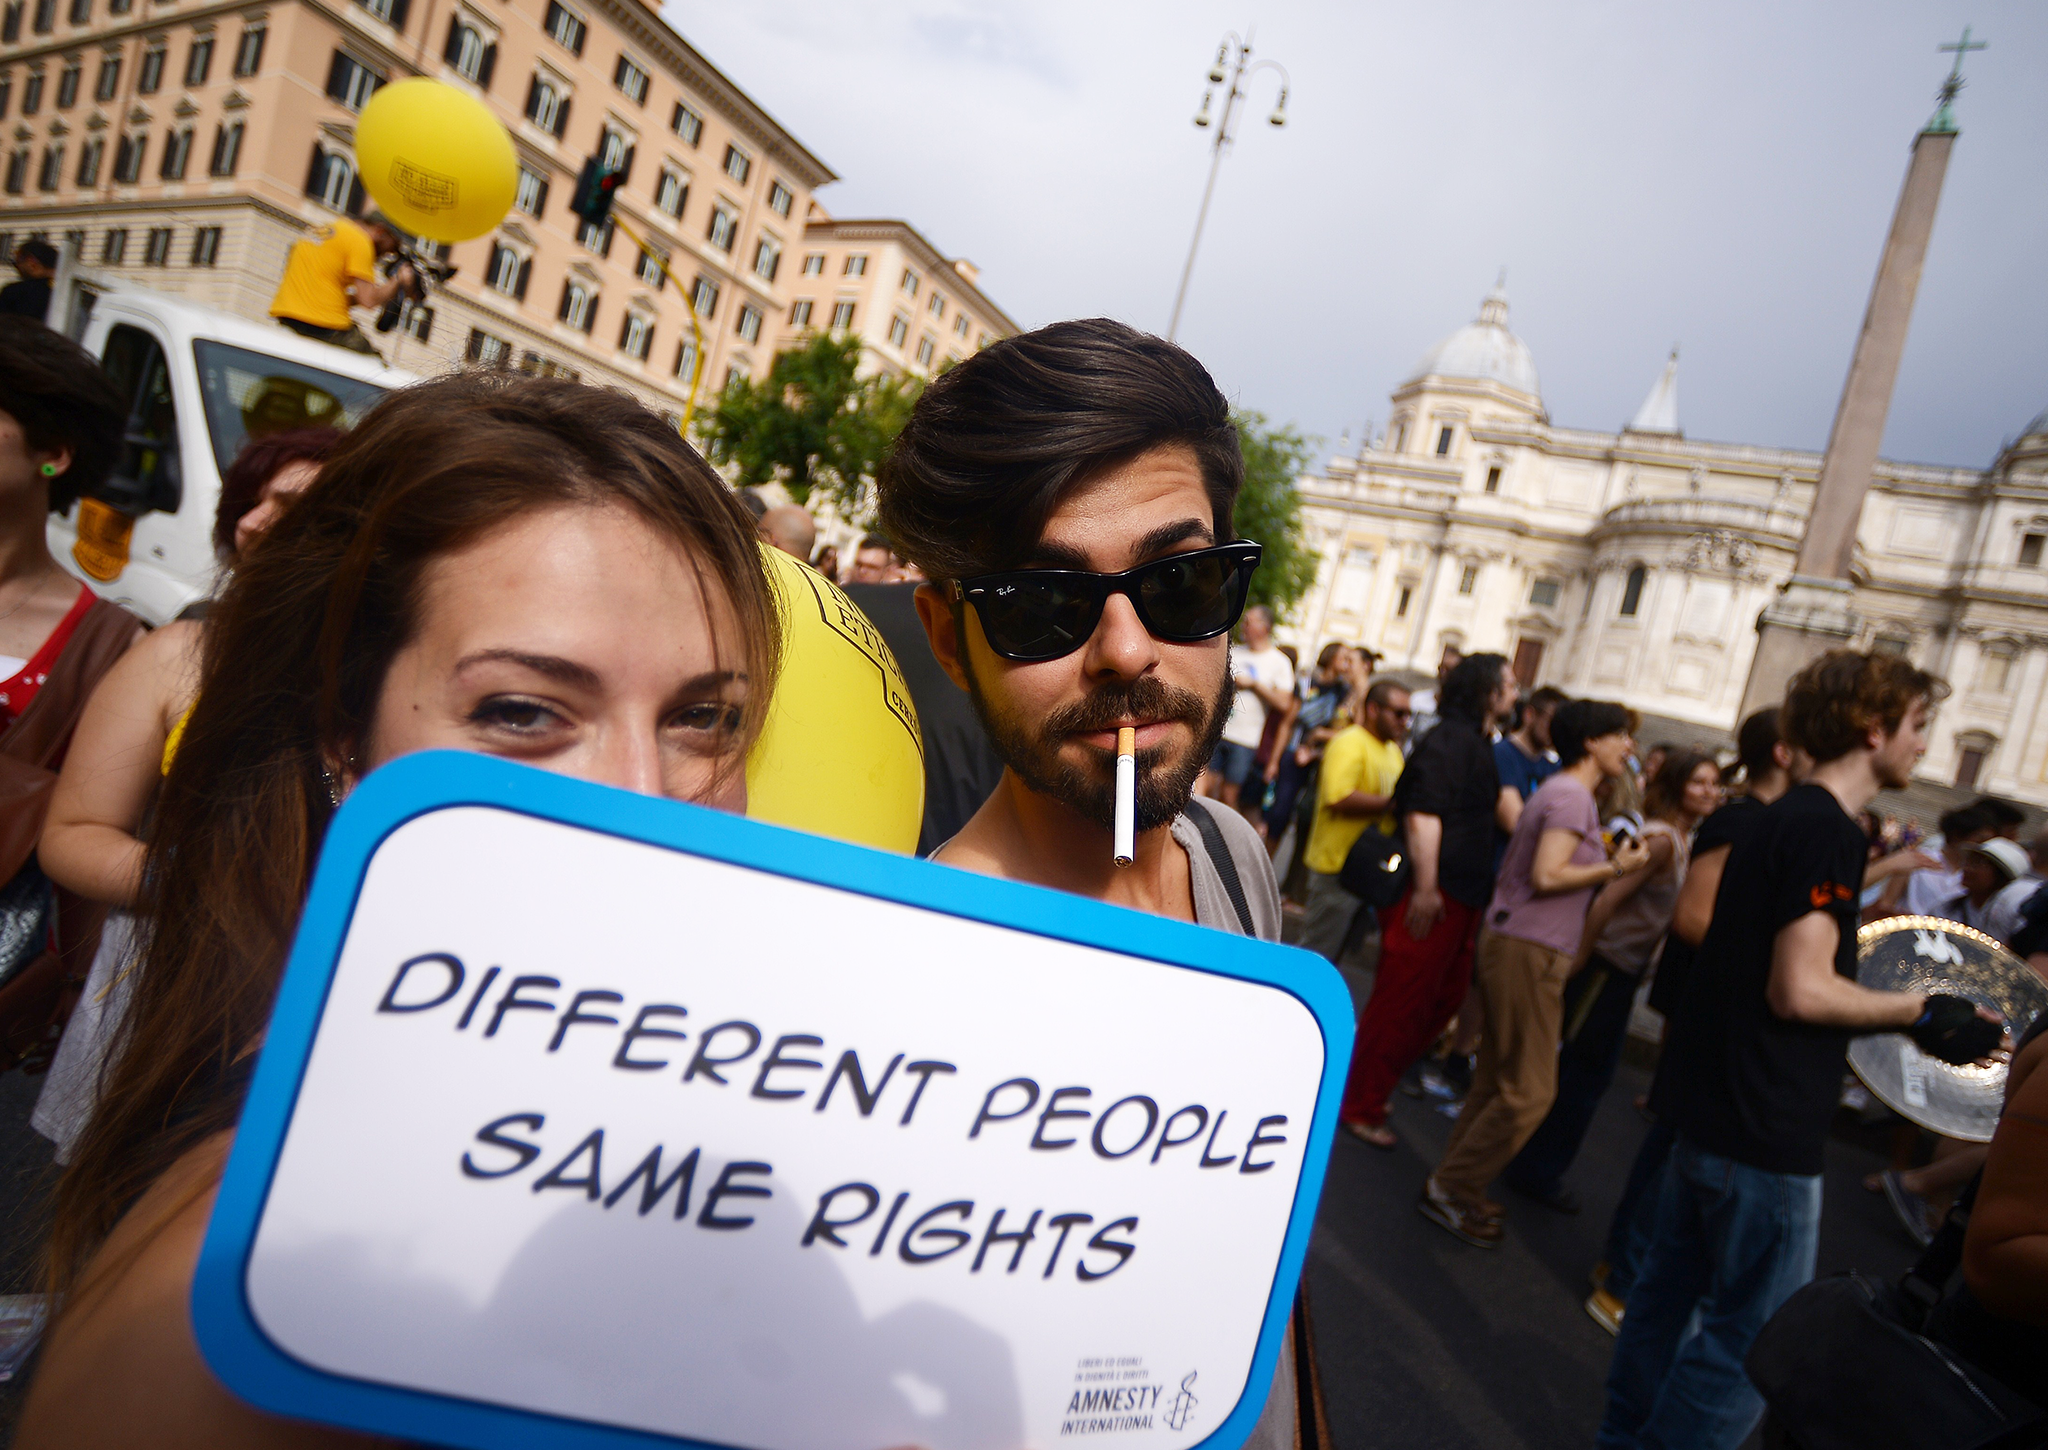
98,323,182,515
193,341,385,477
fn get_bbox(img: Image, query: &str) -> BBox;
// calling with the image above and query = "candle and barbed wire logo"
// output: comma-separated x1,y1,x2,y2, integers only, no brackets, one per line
1164,1371,1199,1431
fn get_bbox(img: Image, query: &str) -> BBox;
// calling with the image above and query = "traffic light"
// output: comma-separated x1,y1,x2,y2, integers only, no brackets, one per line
569,156,624,225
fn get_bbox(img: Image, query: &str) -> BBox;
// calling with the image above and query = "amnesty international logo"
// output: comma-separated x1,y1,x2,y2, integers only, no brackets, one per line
1164,1372,1199,1431
388,158,459,214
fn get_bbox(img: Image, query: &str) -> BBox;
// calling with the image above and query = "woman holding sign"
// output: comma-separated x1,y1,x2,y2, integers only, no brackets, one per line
18,372,780,1446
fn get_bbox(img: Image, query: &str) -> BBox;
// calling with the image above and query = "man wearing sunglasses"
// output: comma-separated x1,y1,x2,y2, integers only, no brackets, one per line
877,315,1301,1440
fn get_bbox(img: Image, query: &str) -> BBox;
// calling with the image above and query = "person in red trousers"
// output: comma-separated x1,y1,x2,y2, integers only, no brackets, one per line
1342,652,1521,1149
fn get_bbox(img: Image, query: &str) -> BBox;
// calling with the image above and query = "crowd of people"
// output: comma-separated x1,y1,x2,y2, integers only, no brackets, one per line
0,295,2040,1449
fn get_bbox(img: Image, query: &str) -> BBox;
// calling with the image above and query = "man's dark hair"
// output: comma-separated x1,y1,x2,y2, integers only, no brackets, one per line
1528,686,1569,714
1780,649,1947,765
857,533,893,555
876,318,1242,580
1551,699,1633,766
1315,640,1346,672
1364,678,1409,711
16,239,57,270
1735,707,1781,783
1939,803,1994,841
1438,652,1509,722
1971,796,2025,833
0,315,124,511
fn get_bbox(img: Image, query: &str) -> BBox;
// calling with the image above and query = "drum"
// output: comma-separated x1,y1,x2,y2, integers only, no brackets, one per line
1848,915,2048,1141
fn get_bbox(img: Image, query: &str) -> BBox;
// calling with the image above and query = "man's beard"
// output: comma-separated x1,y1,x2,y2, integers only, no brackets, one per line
963,661,1233,834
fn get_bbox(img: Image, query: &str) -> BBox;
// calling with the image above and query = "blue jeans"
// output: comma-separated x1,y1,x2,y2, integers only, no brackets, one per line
1596,1135,1821,1450
1209,739,1260,789
1600,1116,1677,1301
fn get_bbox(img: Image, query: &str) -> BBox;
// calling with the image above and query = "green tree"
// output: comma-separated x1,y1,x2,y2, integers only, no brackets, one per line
1231,409,1319,617
700,331,923,512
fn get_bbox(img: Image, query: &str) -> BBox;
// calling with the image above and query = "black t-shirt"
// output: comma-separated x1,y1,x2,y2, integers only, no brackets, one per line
1393,713,1501,909
1659,784,1868,1175
1647,796,1769,1020
0,276,50,321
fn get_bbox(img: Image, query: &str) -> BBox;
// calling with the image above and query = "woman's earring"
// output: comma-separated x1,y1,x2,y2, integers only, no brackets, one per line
38,463,58,478
321,766,343,807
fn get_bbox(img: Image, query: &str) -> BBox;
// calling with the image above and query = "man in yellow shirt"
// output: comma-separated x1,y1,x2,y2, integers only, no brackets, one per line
269,213,413,355
1300,678,1411,962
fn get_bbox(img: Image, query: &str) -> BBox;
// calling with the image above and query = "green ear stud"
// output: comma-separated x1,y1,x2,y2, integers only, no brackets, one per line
38,463,58,477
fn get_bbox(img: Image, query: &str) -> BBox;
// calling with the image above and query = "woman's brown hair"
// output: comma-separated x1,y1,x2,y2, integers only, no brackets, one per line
45,372,779,1295
1643,749,1715,821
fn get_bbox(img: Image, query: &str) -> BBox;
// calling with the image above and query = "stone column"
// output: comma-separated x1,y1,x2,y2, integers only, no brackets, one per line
1739,127,1958,718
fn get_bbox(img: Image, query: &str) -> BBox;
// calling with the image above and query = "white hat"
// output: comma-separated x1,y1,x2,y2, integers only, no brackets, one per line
1967,837,2030,883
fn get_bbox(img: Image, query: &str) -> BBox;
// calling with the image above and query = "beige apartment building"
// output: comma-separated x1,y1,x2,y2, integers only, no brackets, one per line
0,0,836,415
785,211,1016,379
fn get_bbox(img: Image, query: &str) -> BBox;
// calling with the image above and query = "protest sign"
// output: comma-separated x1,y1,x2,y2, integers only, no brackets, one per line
193,750,1352,1450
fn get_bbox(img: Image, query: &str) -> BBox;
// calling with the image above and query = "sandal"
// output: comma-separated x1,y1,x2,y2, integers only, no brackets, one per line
1343,1120,1398,1151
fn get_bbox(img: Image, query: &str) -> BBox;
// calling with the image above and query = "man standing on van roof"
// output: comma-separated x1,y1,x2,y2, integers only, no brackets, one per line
0,240,58,323
268,213,414,356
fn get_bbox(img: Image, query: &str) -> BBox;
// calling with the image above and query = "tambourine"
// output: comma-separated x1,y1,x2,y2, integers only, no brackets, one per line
1848,916,2047,1141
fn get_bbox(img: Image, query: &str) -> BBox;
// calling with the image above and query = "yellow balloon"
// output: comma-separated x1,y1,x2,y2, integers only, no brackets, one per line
353,79,517,242
747,546,925,853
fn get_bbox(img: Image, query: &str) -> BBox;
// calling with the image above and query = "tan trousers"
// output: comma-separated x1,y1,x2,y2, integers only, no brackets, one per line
1433,928,1573,1204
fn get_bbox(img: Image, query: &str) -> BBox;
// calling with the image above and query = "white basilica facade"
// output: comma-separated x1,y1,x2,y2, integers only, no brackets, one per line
1286,284,2048,806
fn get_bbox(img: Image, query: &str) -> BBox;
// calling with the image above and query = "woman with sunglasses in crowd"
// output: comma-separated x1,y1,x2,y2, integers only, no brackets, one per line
30,427,343,1161
16,371,779,1446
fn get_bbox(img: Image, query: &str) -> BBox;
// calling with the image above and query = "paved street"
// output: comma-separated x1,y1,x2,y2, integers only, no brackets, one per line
0,1044,1919,1447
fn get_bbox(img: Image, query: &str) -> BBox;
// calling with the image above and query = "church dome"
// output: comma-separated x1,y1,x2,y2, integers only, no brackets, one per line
1403,282,1541,399
2022,405,2048,443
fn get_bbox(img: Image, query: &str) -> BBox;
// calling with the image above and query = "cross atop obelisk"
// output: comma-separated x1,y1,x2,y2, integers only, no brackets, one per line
1739,33,1986,717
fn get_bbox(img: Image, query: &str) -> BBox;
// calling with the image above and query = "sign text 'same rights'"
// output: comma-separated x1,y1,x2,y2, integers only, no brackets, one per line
195,752,1351,1450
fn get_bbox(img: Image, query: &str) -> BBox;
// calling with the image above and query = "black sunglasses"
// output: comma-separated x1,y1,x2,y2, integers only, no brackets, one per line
951,542,1263,663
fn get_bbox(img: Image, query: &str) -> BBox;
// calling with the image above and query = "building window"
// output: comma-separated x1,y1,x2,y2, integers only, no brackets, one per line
736,303,761,344
233,25,264,77
914,334,934,367
95,54,120,100
2020,533,2044,567
308,145,357,211
28,0,47,31
356,0,406,26
1618,565,1646,617
1456,564,1477,595
543,1,584,54
188,225,221,266
843,253,866,277
1978,647,2015,695
690,274,717,317
0,4,14,41
612,54,647,104
595,124,629,171
620,310,652,359
801,252,824,276
157,126,191,180
953,313,970,338
900,267,918,296
634,246,665,289
830,300,854,330
0,75,11,116
673,337,697,381
138,44,164,94
1873,632,1910,657
485,242,528,298
56,62,78,108
143,225,172,265
788,299,812,327
653,167,685,217
721,142,749,183
112,131,145,182
767,179,791,217
1,149,23,194
402,305,433,343
1484,465,1502,494
558,279,596,332
1435,425,1454,455
513,164,547,217
670,100,700,145
466,327,512,365
445,21,491,85
65,0,84,22
522,75,567,136
99,226,126,263
21,72,41,114
327,53,384,111
887,313,908,347
706,202,736,252
74,137,100,185
724,362,748,389
35,143,62,191
207,121,241,176
928,291,945,318
184,34,213,87
1529,577,1561,608
752,233,780,282
576,215,612,257
1395,585,1412,617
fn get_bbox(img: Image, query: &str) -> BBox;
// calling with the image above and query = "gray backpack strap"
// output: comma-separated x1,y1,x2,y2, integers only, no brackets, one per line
1189,799,1256,936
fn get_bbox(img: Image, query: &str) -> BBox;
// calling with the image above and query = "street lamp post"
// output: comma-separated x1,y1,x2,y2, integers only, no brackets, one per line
1166,31,1290,342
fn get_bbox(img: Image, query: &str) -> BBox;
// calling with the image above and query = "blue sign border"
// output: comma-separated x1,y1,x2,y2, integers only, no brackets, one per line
192,750,1354,1450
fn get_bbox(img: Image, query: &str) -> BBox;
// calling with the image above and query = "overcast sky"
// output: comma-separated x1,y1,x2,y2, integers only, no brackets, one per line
665,1,2046,472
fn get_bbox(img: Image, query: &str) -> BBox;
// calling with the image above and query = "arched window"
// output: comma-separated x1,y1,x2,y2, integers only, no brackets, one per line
1618,565,1646,617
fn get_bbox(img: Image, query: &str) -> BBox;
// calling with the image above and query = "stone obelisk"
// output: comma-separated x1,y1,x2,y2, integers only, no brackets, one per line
1739,30,1984,718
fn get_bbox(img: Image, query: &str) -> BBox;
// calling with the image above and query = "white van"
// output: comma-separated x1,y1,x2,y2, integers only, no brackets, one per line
50,282,416,625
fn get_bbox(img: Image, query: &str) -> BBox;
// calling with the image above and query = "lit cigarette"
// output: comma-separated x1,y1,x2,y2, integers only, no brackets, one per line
1114,726,1136,867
